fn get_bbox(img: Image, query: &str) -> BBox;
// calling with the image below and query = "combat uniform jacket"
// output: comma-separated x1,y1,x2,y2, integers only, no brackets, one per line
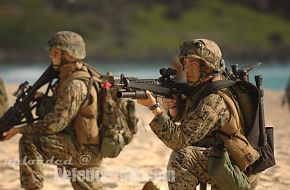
18,63,103,190
19,63,93,144
149,77,231,151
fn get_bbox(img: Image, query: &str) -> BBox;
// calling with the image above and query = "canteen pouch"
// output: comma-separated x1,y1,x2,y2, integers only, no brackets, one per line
207,148,251,190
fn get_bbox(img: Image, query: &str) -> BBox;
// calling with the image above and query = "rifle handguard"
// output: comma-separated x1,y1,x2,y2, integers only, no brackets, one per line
117,90,148,99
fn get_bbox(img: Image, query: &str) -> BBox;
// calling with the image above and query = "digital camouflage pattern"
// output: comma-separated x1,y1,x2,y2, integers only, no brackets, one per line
99,97,133,158
48,31,86,60
178,39,223,72
0,77,8,117
150,93,230,150
19,63,103,190
150,92,258,189
99,83,136,158
167,146,259,190
20,74,88,136
19,133,103,190
101,89,134,144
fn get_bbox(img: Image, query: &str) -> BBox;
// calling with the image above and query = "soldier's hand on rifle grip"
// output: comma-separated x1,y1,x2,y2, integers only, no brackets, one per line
162,96,178,118
34,91,45,100
162,96,177,109
137,90,156,107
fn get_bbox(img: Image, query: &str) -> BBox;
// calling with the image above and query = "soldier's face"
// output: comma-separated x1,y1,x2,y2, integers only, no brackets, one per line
183,57,201,84
49,48,62,69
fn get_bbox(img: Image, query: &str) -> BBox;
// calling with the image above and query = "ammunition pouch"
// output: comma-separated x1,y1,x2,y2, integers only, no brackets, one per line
219,132,260,172
74,114,99,145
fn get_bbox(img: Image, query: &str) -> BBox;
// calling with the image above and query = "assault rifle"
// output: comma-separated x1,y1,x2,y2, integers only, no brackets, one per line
0,65,58,140
110,62,262,100
108,68,189,99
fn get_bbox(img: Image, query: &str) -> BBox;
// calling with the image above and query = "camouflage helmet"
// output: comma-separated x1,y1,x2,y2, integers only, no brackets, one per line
178,39,224,72
48,31,86,60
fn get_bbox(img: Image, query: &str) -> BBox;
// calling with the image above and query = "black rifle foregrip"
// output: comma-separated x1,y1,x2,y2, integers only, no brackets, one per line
117,90,148,99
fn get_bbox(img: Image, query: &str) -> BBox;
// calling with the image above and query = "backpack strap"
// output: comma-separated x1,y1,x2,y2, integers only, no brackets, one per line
189,80,237,113
218,92,243,135
64,70,93,106
191,80,243,134
82,63,104,128
196,80,236,101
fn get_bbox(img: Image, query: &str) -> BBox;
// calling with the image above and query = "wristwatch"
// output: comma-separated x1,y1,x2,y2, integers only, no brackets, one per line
149,101,160,110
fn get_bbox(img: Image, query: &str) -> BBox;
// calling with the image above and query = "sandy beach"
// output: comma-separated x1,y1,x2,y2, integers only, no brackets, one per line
0,84,289,190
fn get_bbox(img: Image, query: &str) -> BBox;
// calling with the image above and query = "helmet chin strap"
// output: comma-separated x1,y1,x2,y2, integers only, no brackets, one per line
53,51,74,70
60,52,69,66
188,69,216,87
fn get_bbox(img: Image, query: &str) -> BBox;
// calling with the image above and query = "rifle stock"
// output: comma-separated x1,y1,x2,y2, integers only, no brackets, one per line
0,65,58,140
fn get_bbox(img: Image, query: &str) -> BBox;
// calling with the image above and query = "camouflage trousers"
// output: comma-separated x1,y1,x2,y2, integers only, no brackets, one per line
167,146,259,190
19,133,103,190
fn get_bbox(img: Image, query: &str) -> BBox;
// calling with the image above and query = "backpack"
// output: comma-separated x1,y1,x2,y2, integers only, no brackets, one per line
196,66,275,175
82,63,139,158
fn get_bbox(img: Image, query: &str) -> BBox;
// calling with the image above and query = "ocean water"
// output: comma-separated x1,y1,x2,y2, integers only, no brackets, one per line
0,62,289,90
249,63,290,90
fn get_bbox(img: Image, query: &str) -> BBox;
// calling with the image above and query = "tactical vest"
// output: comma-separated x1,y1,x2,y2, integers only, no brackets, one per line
59,62,100,145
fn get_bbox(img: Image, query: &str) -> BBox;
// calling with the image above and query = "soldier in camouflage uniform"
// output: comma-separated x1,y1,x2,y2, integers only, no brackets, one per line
0,77,8,117
282,74,290,110
137,39,259,189
2,31,104,190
